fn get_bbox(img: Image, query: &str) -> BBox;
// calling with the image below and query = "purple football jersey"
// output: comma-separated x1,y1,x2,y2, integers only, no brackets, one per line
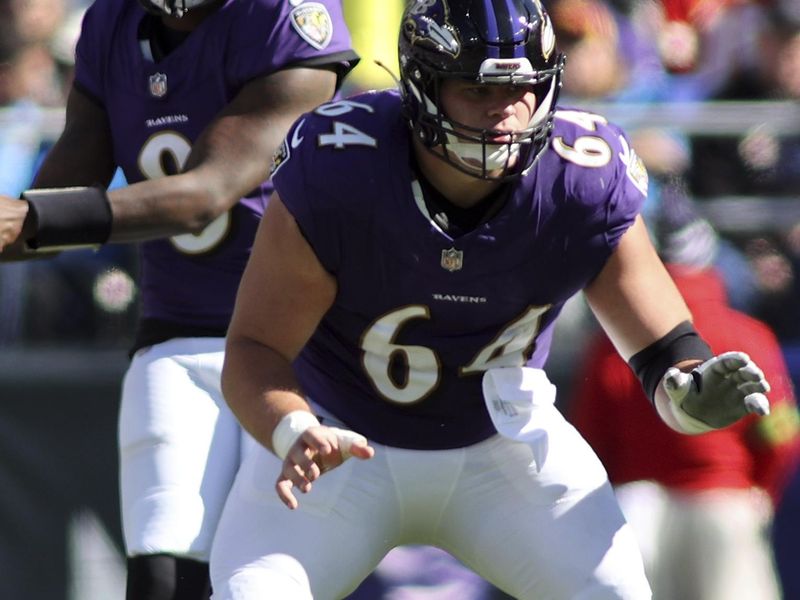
271,90,648,449
73,0,356,332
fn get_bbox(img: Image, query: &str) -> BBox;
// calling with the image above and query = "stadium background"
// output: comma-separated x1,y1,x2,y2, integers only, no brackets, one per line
1,0,799,598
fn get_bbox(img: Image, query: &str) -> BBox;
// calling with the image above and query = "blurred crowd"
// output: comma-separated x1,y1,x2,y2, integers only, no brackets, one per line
0,0,799,598
540,0,800,344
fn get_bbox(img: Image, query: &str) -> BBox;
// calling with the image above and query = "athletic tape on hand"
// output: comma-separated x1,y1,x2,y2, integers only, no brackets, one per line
272,411,320,461
327,427,368,459
272,412,367,462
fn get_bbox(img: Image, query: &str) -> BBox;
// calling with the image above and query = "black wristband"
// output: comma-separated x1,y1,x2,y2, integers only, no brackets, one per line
628,320,713,404
22,186,113,250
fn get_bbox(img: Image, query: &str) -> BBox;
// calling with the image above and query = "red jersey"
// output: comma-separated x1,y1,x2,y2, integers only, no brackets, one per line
569,266,800,504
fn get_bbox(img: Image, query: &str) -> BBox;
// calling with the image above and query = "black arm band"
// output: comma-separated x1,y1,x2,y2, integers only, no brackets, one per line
628,320,713,404
22,186,113,250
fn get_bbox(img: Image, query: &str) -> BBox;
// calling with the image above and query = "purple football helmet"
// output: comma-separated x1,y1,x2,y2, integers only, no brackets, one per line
399,0,565,179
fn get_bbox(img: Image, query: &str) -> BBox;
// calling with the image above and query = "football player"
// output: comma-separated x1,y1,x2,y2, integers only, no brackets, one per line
0,0,357,598
211,0,771,598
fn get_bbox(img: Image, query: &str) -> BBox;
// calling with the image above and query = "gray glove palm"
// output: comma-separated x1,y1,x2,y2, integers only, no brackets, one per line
659,351,770,433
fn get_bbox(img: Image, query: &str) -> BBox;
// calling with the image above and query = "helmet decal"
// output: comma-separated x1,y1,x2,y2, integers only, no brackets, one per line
541,14,556,61
404,0,460,58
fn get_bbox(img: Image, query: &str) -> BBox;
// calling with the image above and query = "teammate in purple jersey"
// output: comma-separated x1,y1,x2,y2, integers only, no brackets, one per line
0,0,356,597
212,0,770,598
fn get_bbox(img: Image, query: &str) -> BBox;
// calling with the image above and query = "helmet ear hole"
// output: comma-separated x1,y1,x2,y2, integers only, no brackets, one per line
399,0,564,180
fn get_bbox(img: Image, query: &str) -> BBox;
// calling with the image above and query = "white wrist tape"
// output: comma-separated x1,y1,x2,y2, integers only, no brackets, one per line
271,411,320,460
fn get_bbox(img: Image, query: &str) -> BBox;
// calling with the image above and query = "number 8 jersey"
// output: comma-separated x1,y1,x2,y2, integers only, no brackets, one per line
272,89,648,449
73,0,356,343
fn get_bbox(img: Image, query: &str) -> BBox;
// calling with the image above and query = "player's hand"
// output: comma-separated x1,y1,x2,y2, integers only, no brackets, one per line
659,351,770,433
0,196,28,254
275,425,374,510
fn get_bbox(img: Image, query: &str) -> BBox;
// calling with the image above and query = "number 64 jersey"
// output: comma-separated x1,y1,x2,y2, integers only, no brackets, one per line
271,89,649,450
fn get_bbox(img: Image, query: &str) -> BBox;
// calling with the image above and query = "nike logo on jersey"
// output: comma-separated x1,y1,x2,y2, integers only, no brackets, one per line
291,120,306,149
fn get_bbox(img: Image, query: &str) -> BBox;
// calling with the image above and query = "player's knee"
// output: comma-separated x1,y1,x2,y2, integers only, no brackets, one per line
212,575,313,600
126,554,211,600
211,554,313,600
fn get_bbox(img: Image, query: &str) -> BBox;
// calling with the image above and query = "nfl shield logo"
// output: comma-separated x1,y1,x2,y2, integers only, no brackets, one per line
290,3,333,50
441,247,463,272
148,73,168,98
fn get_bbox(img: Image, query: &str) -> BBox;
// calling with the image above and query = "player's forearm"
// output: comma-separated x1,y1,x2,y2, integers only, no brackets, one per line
104,172,228,242
15,169,231,251
221,336,313,454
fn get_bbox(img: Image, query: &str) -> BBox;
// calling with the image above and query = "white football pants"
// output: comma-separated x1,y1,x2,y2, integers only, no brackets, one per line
119,337,244,561
210,403,652,599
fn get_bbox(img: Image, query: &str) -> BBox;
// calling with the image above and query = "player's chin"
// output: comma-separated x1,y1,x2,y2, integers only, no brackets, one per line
459,155,519,177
